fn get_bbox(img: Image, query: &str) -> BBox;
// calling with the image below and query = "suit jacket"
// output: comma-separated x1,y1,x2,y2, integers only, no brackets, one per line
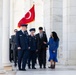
11,35,17,50
16,30,29,50
36,31,48,50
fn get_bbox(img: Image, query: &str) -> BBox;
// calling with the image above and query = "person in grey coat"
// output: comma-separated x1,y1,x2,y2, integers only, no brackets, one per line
11,29,18,67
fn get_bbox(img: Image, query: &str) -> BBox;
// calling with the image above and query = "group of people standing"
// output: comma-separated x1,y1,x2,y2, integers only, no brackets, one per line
11,24,59,71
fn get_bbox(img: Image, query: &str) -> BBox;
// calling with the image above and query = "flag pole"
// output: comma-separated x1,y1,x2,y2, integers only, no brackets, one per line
44,27,46,34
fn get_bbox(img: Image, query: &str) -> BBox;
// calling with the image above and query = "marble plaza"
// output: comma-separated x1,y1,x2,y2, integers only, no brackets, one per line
16,65,76,75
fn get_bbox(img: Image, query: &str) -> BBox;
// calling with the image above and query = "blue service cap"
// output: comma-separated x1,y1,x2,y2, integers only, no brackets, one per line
29,28,36,32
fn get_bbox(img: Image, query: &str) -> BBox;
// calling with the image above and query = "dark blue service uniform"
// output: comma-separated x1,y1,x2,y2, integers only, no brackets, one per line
16,30,29,70
28,35,37,69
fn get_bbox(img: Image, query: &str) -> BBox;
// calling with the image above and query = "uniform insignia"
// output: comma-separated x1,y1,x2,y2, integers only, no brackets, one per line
20,35,22,36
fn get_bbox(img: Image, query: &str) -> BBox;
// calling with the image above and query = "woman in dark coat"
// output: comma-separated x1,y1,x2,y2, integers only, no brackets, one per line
48,31,59,69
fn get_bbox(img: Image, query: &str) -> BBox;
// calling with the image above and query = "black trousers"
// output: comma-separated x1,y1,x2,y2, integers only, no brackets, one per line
18,50,28,70
38,47,46,67
28,50,36,68
13,49,18,67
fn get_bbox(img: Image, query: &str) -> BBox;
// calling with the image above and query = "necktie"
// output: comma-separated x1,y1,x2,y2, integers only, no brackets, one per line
24,31,26,34
40,33,43,38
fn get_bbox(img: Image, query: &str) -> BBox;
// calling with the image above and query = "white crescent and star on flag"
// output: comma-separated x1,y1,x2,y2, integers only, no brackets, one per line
26,11,31,19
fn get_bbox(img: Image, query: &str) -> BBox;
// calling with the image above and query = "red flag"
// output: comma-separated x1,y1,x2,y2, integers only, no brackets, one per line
18,5,35,28
24,4,35,24
18,17,26,28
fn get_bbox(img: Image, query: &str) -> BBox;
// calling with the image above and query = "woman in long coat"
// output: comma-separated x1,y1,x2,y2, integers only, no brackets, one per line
48,31,59,69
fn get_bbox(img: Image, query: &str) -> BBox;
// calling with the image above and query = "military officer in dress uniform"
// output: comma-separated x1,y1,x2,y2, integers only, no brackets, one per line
16,24,29,71
28,28,37,69
36,27,48,69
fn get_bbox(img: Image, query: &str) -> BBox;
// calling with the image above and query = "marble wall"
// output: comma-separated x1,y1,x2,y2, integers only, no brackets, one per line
52,0,63,42
63,0,76,65
68,0,76,65
43,0,52,38
52,0,63,64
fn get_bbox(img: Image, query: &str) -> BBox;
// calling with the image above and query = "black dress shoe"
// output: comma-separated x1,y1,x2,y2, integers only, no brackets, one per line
28,66,31,69
40,66,42,69
48,66,51,68
28,67,31,69
32,67,36,69
14,64,17,67
21,69,26,71
44,66,46,69
19,69,22,71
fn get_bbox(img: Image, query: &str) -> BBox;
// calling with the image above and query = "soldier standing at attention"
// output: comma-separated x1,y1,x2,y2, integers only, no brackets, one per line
16,24,29,71
28,28,37,69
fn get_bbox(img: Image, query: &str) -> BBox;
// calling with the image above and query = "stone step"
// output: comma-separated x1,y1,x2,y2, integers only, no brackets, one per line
4,66,12,71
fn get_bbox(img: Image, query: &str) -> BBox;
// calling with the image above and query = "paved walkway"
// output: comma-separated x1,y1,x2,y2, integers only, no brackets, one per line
16,65,76,75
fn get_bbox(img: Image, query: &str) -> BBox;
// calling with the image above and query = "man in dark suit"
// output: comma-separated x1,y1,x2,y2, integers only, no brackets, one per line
16,24,29,71
11,29,18,67
36,27,48,69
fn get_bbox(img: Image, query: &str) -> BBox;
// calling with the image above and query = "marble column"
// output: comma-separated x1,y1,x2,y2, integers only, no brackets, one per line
68,0,76,65
2,0,11,66
63,0,76,65
43,0,52,38
62,0,69,65
10,0,14,37
0,28,5,73
0,0,6,74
